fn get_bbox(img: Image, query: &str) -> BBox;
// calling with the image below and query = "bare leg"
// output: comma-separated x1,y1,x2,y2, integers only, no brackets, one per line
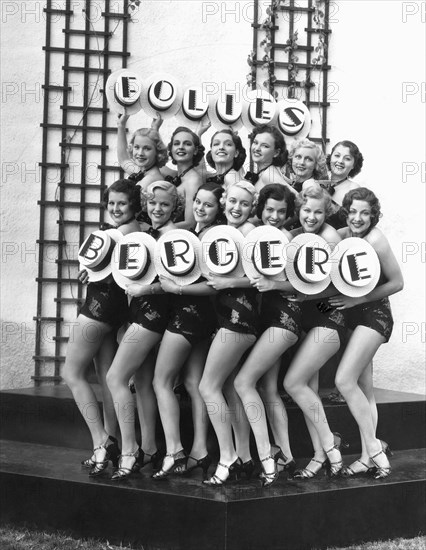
153,331,192,471
182,339,211,462
284,328,341,467
93,331,118,438
199,329,255,481
62,315,111,448
133,349,158,457
235,327,298,461
106,323,161,458
335,326,385,460
223,370,252,463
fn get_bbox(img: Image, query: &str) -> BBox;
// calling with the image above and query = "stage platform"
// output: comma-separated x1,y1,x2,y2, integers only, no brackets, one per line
1,386,425,549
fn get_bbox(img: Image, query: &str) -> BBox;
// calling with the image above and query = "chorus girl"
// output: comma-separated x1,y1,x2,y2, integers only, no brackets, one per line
245,124,295,194
106,181,180,480
324,140,364,229
205,129,247,188
116,114,168,191
234,184,299,486
62,179,141,476
282,183,348,479
199,181,259,485
151,183,225,480
164,126,205,230
329,188,403,478
284,138,327,193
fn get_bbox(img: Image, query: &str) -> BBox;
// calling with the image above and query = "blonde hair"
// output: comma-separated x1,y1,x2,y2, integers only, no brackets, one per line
221,180,258,215
295,181,333,217
288,138,328,179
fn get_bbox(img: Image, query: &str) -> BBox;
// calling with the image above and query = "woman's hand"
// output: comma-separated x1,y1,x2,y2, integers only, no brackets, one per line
328,294,363,310
117,112,130,127
196,115,211,137
287,291,306,302
125,283,152,297
77,269,89,284
250,275,275,293
206,273,231,291
159,275,179,294
151,112,163,131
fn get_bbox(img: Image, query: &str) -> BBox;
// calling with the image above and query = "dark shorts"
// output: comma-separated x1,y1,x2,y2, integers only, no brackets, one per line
300,301,346,343
260,291,302,338
215,288,259,336
345,297,394,342
80,281,128,328
167,295,216,345
129,294,170,334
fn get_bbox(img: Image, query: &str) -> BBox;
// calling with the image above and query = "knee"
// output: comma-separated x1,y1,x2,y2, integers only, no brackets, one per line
334,373,354,396
152,375,164,396
199,379,213,402
183,375,198,396
283,375,298,396
106,369,120,393
233,373,246,397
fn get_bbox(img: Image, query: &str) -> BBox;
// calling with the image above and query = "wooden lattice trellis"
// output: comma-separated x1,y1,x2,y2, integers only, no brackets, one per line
34,0,131,384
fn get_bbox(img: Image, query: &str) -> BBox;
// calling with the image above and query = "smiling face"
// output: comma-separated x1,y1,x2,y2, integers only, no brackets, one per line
193,189,220,227
211,132,238,169
330,145,355,180
261,198,288,229
131,135,157,171
292,146,317,180
251,132,278,168
347,199,373,237
225,186,253,227
147,189,175,227
171,131,197,164
299,197,327,233
107,191,134,226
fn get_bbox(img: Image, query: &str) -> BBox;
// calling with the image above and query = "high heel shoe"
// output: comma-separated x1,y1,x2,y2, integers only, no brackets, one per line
111,447,144,481
175,454,212,478
271,445,296,477
81,454,96,468
379,439,393,457
141,449,163,471
324,432,348,478
241,459,255,480
88,436,120,477
152,449,187,480
370,443,392,480
293,458,326,479
259,447,285,487
203,458,242,486
341,459,374,477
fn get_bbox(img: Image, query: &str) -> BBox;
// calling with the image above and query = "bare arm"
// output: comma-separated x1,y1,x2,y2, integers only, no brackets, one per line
174,175,201,230
117,114,140,176
328,228,404,309
159,276,217,296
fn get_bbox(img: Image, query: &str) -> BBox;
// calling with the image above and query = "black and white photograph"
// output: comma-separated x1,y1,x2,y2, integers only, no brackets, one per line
1,1,425,549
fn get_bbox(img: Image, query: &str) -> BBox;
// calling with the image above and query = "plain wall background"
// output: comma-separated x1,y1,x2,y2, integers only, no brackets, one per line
1,0,425,393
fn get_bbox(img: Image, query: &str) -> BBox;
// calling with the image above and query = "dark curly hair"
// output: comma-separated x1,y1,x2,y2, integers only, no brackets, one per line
249,124,288,167
341,187,382,227
167,126,205,166
102,179,141,214
327,140,364,178
206,129,247,171
193,182,226,224
256,183,296,220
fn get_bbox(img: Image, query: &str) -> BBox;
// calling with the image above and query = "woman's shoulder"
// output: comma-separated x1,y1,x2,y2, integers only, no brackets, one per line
320,223,341,243
119,219,141,235
239,221,256,236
